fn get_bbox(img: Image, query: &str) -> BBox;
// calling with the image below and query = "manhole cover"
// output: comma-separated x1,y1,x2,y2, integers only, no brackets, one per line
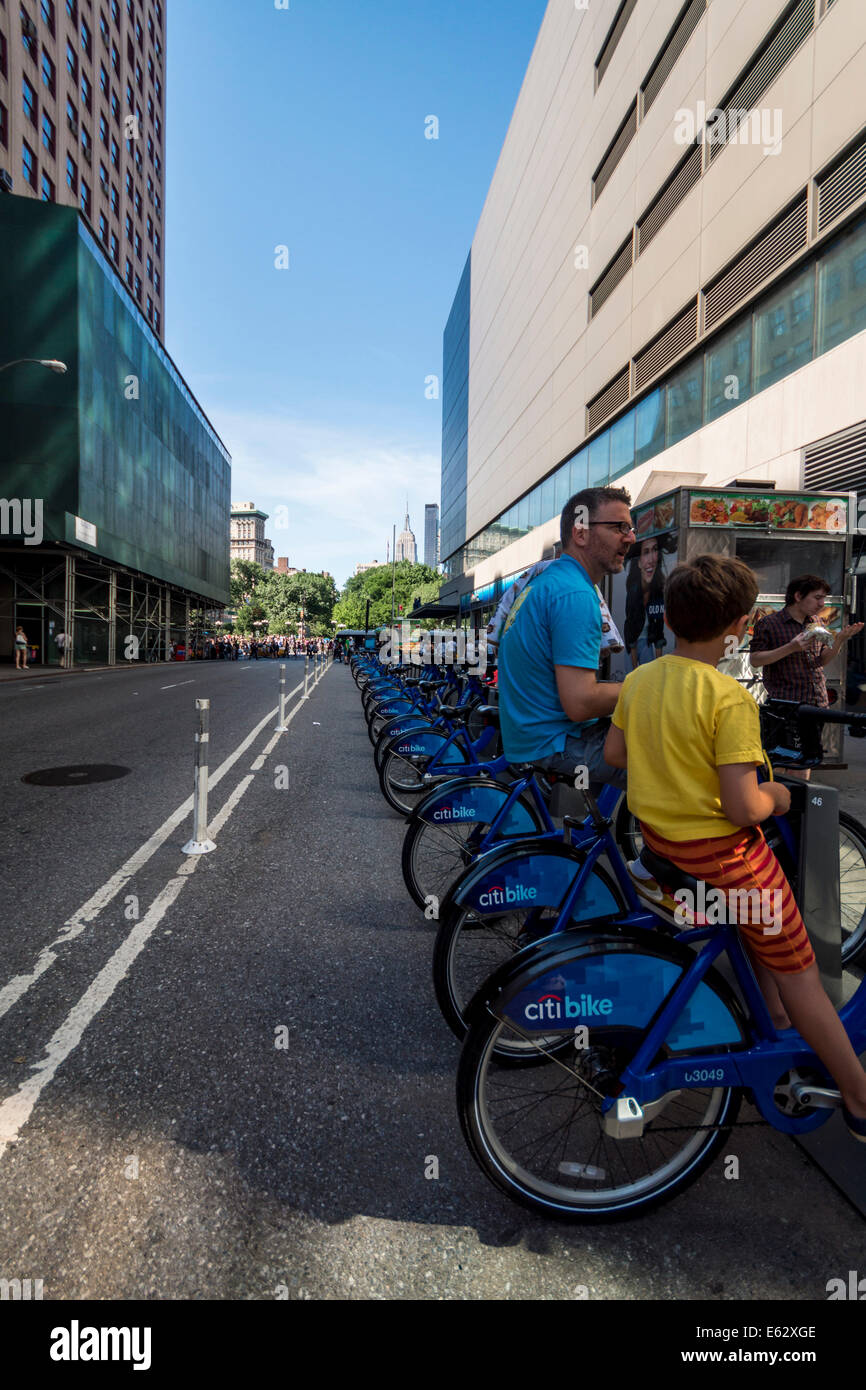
21,764,132,786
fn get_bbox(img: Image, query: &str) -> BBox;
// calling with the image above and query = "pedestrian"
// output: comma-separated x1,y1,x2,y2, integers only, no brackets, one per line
55,630,69,668
14,625,29,670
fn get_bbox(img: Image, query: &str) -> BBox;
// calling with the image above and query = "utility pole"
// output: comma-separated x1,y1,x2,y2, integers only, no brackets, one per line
390,523,397,625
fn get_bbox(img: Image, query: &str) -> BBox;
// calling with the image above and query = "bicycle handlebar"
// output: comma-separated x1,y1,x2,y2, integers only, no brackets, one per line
767,699,866,729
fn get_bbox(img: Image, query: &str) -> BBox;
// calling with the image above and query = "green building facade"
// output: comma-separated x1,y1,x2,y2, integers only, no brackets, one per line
0,194,230,666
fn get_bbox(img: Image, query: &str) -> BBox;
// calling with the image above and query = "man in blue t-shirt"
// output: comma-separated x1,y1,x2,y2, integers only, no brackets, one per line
497,486,634,789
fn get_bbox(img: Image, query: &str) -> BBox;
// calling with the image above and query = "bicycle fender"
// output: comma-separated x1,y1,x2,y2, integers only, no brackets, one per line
450,840,619,918
468,933,748,1051
411,778,544,834
389,730,468,766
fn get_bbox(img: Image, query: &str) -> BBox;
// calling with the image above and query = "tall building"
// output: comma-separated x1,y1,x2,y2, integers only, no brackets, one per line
395,510,417,563
230,503,274,570
355,561,382,574
424,503,439,568
0,0,167,337
438,0,866,649
0,195,229,666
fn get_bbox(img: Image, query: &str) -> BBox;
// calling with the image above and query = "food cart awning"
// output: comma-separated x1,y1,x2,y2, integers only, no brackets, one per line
409,601,461,619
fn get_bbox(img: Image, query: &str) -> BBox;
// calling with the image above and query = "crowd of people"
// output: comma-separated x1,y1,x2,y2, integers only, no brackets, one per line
495,483,866,1143
184,635,334,661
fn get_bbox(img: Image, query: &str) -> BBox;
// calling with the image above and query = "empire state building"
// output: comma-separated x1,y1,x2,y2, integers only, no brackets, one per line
395,510,417,564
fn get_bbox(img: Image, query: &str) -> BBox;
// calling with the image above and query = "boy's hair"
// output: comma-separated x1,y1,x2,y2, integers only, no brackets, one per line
560,486,631,550
665,555,758,641
785,573,830,606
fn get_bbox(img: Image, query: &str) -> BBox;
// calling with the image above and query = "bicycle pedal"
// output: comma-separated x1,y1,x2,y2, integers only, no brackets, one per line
790,1083,842,1109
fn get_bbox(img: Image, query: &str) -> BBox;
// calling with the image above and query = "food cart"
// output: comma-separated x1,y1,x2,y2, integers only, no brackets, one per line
606,485,857,763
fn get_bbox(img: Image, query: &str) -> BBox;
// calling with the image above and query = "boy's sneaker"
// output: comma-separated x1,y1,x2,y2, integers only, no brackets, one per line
626,860,679,914
842,1106,866,1143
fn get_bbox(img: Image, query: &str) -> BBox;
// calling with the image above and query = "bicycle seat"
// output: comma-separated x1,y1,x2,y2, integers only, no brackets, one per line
639,847,700,898
475,705,500,723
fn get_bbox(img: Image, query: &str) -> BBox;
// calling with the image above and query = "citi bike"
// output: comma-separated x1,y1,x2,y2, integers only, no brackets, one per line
455,702,866,1220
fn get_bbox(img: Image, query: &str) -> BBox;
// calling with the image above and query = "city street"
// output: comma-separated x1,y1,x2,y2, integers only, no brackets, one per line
0,658,862,1300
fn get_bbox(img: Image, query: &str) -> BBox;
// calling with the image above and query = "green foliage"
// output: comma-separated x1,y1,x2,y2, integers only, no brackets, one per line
227,561,338,636
334,561,442,630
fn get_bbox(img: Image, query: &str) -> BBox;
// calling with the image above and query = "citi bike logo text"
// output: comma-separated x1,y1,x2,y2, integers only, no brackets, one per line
524,992,613,1021
0,498,43,546
478,884,537,907
432,805,477,822
674,102,783,156
379,621,487,675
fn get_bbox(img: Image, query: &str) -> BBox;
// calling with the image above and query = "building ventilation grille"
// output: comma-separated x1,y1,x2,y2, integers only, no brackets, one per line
634,300,698,392
641,0,707,116
586,366,631,433
816,131,866,235
596,0,639,87
708,0,814,164
704,192,808,331
637,145,702,255
589,235,634,319
592,100,637,203
804,423,866,495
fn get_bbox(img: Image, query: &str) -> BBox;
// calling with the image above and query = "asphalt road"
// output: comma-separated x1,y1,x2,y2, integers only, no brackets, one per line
0,658,862,1300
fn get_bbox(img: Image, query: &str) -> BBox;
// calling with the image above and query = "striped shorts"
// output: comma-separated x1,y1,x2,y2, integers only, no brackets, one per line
640,822,815,975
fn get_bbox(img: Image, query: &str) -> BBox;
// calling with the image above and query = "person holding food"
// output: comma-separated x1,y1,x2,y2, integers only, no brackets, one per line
749,573,864,776
624,536,668,668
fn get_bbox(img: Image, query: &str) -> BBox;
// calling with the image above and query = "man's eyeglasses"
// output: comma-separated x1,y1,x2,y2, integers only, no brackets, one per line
586,521,636,537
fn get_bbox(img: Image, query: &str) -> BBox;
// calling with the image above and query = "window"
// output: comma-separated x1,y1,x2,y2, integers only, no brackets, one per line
154,307,161,336
126,80,132,108
125,211,132,240
66,151,77,190
154,229,160,256
153,152,160,178
110,182,118,213
588,431,610,486
154,76,160,102
110,135,119,166
99,10,109,44
146,172,152,200
80,124,91,158
111,41,119,73
21,8,38,61
80,177,90,216
40,0,55,30
146,253,152,280
704,316,752,423
126,0,133,15
147,94,153,120
134,188,141,215
41,48,55,95
635,388,665,465
153,268,159,294
609,410,635,480
146,14,152,41
134,229,141,257
134,272,141,301
110,231,119,264
146,133,152,161
134,17,141,42
134,146,142,172
665,355,703,447
125,168,132,194
66,0,76,18
753,267,815,395
22,137,37,187
818,219,866,354
111,0,119,22
99,61,108,94
135,59,142,90
66,39,76,78
147,54,153,81
99,211,108,243
22,74,37,125
99,111,108,143
41,169,53,200
66,95,76,130
0,101,7,150
81,72,91,111
146,212,152,239
41,109,54,155
125,257,133,286
0,32,6,80
98,158,108,192
154,37,161,62
146,294,152,319
80,18,91,58
111,89,119,121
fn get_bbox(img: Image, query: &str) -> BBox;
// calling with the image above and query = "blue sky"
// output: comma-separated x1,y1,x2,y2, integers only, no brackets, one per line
165,0,548,587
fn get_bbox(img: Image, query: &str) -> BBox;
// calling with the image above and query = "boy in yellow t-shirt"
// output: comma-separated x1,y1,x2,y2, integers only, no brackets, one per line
603,554,866,1142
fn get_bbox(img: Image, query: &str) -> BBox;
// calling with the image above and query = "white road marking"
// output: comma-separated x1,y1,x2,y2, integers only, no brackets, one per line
0,681,312,1160
161,680,194,690
0,680,304,1023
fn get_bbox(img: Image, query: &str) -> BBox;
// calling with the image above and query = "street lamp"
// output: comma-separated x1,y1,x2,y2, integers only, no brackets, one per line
0,358,68,374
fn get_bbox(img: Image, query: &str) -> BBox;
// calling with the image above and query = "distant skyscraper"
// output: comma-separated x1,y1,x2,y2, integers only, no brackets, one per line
424,504,439,568
230,502,274,569
395,509,417,564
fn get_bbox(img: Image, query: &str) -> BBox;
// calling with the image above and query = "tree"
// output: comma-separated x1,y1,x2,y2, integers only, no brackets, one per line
229,559,267,634
261,571,338,636
333,561,442,631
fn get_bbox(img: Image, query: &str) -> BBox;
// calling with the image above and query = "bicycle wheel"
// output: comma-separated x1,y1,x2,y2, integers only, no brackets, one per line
458,1012,740,1221
402,795,546,912
433,862,626,1051
840,811,866,966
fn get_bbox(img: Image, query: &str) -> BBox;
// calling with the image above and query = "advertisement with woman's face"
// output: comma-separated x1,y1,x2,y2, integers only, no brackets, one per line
624,532,675,669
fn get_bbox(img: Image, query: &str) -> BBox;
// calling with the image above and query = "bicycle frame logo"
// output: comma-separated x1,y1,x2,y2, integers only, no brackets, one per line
478,884,537,907
432,805,477,821
378,621,487,675
524,992,613,1021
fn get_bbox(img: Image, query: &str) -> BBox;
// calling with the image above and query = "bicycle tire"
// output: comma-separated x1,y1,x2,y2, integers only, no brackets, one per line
433,860,627,1051
457,966,741,1221
379,735,469,816
839,810,866,966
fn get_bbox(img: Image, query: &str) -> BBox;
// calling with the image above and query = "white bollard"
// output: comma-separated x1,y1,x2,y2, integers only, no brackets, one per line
182,698,216,854
275,662,288,732
304,652,310,699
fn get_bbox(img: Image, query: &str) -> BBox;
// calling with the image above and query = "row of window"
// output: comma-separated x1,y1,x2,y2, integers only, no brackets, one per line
22,0,163,73
445,210,866,575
